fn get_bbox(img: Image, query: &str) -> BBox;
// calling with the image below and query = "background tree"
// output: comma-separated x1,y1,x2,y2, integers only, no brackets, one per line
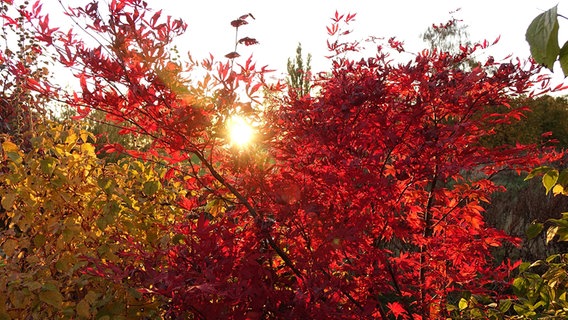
287,43,312,97
481,95,568,149
422,10,471,55
421,10,481,72
0,0,51,149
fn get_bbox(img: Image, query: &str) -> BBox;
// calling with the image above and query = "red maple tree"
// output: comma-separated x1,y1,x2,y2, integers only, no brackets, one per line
21,1,563,318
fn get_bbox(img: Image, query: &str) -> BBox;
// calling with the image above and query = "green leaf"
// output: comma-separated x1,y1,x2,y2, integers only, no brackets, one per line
513,277,528,295
526,5,560,70
527,222,544,240
558,169,568,186
25,281,42,291
560,42,568,76
39,288,64,309
499,299,512,313
33,234,46,248
6,151,22,164
556,228,568,241
40,157,58,176
546,254,560,263
543,169,559,195
525,166,552,181
143,180,160,196
519,261,531,273
1,193,16,210
97,177,115,195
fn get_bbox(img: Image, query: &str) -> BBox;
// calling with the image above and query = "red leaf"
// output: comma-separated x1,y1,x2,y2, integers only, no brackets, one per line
239,13,254,20
230,19,247,28
238,37,258,46
178,196,197,210
326,23,338,36
1,14,17,26
387,301,408,319
225,51,240,59
165,168,176,180
345,13,356,23
100,143,124,154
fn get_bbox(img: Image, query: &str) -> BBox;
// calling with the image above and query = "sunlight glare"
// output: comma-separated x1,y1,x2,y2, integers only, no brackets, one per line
227,115,254,147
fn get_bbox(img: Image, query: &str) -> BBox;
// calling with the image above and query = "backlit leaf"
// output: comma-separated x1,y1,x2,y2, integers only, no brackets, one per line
543,169,559,195
458,297,468,310
547,226,559,244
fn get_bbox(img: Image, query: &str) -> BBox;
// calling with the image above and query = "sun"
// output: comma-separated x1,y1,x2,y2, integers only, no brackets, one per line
227,115,254,147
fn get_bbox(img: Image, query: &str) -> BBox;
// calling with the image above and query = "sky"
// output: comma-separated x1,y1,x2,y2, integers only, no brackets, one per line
44,0,567,86
136,0,567,82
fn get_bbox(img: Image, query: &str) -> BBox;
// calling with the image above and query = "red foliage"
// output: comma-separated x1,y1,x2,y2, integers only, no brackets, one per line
22,1,563,318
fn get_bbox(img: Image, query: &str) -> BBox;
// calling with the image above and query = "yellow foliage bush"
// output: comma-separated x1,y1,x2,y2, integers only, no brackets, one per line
0,121,187,319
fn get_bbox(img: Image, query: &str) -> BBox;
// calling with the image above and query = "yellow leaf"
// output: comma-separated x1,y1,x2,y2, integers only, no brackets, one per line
79,130,93,143
553,184,565,196
80,143,96,156
458,298,468,310
1,141,19,153
65,131,77,145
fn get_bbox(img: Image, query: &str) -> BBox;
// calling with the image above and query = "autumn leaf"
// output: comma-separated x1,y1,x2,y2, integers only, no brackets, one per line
238,37,259,46
387,301,408,319
225,51,240,59
230,19,247,28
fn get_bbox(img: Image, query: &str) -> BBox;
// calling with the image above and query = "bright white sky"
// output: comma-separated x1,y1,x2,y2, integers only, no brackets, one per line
46,0,567,85
140,0,567,80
